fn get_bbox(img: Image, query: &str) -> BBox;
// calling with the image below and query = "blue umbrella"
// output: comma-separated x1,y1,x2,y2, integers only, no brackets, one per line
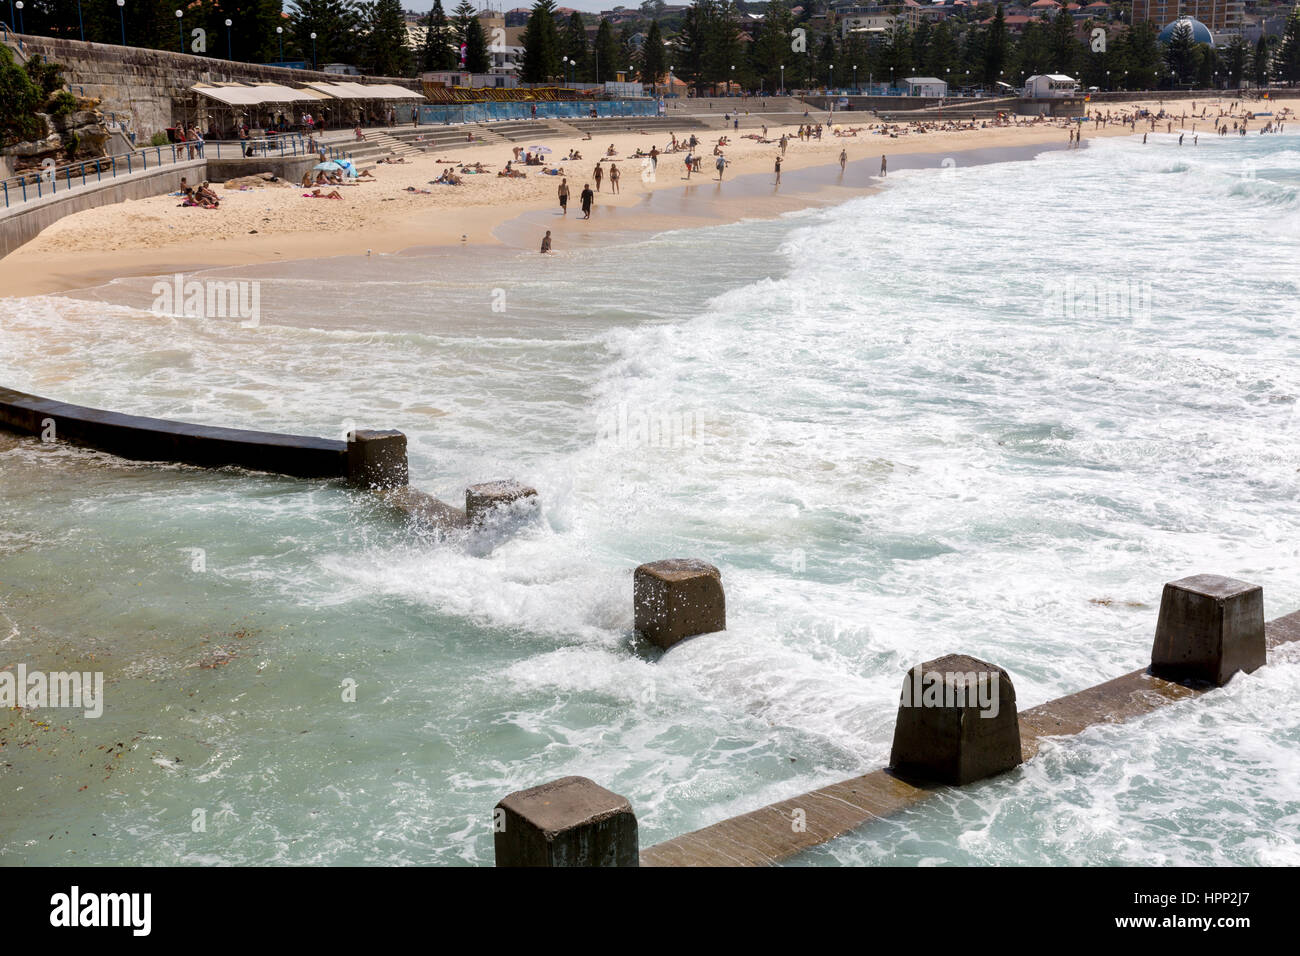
313,161,342,171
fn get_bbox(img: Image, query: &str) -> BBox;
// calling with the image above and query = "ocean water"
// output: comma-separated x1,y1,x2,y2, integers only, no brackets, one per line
2,130,1299,866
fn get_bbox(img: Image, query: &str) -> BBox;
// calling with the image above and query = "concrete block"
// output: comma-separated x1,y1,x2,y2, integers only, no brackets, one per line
465,479,537,526
889,654,1021,786
633,559,725,650
1150,574,1265,686
494,776,639,867
346,429,408,489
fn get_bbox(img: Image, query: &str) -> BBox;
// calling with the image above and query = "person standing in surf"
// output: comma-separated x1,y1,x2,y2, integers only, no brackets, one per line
580,183,594,219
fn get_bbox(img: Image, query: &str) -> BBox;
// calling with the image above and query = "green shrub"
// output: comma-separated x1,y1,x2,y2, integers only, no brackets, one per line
0,44,43,146
48,90,78,117
149,132,170,147
64,130,80,158
23,55,67,97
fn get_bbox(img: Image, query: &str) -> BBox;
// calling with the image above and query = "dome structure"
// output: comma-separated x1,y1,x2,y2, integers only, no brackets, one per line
1158,17,1215,47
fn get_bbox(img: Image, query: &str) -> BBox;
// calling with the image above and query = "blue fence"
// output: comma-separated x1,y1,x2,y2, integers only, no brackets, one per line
418,99,658,126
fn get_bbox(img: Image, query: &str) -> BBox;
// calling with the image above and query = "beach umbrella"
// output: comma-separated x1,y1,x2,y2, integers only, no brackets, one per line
313,161,342,171
528,145,553,154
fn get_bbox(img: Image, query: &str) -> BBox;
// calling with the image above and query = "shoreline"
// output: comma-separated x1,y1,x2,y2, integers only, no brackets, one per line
0,122,1125,298
0,95,1275,298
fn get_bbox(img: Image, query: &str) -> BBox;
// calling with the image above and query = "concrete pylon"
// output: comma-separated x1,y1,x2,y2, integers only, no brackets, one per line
889,654,1022,786
1150,574,1266,686
465,479,538,527
494,776,639,867
346,429,409,489
633,559,726,650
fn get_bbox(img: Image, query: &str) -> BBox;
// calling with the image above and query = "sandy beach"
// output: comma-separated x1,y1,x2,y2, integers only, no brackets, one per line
1,96,1289,296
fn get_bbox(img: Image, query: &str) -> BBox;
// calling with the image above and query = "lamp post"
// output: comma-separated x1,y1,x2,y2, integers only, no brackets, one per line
730,63,734,95
311,31,317,70
829,63,833,94
14,1,22,33
779,63,784,95
117,0,125,45
853,64,857,93
77,0,84,41
276,25,283,63
175,8,183,54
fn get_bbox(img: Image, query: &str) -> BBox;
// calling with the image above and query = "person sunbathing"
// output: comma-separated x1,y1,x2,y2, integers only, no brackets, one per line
605,143,617,156
434,169,462,185
405,185,433,194
196,182,220,206
305,188,342,199
301,172,314,188
357,168,375,179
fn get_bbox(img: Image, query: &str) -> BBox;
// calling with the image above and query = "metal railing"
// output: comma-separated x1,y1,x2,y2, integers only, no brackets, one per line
1,22,23,55
2,135,351,210
201,134,349,162
0,142,194,210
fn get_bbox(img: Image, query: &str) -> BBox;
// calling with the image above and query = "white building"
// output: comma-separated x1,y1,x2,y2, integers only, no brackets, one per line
899,76,947,97
1024,74,1079,98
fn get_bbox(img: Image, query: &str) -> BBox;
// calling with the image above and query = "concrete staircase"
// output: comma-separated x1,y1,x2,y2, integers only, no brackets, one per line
565,115,712,136
360,130,421,158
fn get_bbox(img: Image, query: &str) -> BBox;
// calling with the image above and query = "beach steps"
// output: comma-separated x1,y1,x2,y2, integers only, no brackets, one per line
359,130,421,158
482,120,551,142
878,96,1020,121
565,115,711,136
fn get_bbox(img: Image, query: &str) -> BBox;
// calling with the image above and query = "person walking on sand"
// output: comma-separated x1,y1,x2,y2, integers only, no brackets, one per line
558,178,570,216
839,148,847,171
580,183,594,219
540,230,552,253
715,153,728,180
594,163,603,191
880,154,887,177
780,134,788,156
649,145,659,171
774,155,782,184
609,163,620,193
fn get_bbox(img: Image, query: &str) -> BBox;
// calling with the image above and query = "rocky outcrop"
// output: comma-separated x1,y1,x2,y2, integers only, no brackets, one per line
2,99,111,169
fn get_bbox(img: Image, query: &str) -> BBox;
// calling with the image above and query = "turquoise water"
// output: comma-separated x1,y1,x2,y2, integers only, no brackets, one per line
2,130,1299,865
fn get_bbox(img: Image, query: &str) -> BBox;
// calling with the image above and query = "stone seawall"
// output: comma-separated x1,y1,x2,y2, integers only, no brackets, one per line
0,156,205,258
13,34,419,141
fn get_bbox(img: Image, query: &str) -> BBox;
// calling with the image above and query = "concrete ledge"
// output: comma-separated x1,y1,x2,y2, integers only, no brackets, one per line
380,486,468,530
638,606,1300,867
0,385,346,478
